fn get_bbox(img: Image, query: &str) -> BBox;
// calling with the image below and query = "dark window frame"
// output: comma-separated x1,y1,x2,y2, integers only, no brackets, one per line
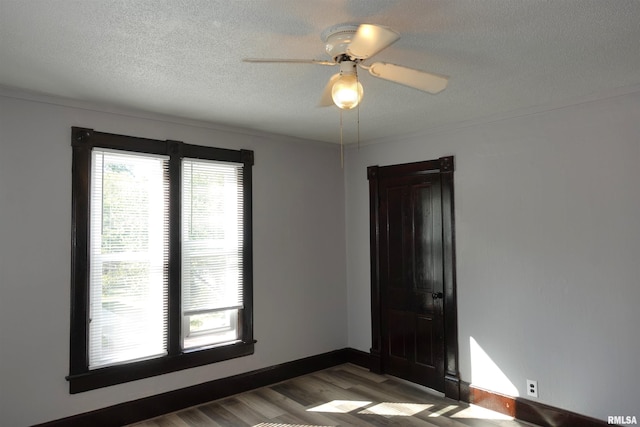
67,127,254,394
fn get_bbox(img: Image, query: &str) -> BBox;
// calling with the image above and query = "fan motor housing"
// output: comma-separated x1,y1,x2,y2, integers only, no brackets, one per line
321,24,359,61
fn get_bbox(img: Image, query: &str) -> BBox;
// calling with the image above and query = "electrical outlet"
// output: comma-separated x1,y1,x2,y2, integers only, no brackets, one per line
526,379,538,398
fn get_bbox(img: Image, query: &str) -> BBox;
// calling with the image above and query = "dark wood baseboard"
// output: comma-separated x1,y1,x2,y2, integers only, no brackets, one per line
35,349,609,427
444,373,461,401
345,347,372,370
460,381,610,427
36,348,362,427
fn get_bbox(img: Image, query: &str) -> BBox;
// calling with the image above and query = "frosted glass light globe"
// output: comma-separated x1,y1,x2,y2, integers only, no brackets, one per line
331,74,364,110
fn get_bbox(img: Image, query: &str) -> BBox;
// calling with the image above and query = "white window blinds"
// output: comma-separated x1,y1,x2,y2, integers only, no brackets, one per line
89,149,169,369
181,159,243,349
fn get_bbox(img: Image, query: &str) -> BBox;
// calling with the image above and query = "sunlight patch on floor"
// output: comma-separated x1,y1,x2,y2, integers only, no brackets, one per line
451,403,515,420
427,404,459,417
307,398,516,422
358,402,433,416
308,399,432,417
307,400,371,413
254,424,333,427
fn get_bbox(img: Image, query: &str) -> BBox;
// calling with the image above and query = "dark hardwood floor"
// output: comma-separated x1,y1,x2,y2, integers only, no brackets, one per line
128,364,538,427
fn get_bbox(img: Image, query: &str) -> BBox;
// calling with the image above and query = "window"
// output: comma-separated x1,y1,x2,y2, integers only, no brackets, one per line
68,128,254,393
181,159,244,350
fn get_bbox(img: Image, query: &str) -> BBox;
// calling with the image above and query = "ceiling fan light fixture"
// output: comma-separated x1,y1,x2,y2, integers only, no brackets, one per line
331,61,363,110
245,23,449,110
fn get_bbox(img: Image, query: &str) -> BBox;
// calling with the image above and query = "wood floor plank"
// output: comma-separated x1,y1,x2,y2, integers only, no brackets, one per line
133,415,188,427
234,390,287,419
198,401,251,427
326,368,396,393
254,387,338,426
262,412,334,426
286,374,370,408
128,364,538,427
271,381,321,407
151,413,193,427
174,407,223,427
338,364,388,383
220,396,277,426
312,411,387,427
311,368,356,390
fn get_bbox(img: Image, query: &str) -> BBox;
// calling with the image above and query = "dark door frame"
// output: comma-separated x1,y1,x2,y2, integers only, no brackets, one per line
367,156,460,400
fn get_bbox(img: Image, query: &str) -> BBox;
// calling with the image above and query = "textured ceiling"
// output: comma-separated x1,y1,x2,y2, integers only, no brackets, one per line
1,0,640,144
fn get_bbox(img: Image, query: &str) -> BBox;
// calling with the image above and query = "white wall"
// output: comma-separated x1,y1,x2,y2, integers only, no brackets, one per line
0,93,347,426
344,91,640,420
2,88,638,425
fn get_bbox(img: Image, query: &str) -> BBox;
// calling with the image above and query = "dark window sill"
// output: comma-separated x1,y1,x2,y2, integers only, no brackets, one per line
67,341,256,393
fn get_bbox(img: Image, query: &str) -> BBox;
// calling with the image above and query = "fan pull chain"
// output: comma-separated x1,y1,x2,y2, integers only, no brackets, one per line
339,109,344,168
356,73,361,150
357,104,360,150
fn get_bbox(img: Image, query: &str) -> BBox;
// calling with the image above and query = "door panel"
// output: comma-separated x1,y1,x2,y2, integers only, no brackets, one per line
385,186,406,292
415,315,434,366
379,173,445,391
388,309,411,359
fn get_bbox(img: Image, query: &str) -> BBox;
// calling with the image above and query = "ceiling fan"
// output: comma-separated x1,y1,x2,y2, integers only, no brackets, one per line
243,23,449,110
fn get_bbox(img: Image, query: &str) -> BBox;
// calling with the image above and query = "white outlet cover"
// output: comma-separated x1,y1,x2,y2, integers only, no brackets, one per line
526,379,538,397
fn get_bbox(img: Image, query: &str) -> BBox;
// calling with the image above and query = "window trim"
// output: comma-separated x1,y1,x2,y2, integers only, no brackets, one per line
68,127,254,394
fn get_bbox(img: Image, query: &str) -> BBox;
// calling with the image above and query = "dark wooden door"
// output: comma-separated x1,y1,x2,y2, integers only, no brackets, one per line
377,171,445,391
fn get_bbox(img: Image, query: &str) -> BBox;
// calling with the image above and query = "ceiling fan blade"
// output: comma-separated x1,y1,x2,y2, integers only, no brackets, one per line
243,58,336,66
367,62,449,94
347,24,400,60
318,74,340,107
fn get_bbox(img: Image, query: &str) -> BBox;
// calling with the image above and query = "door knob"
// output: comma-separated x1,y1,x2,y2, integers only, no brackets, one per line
432,292,443,299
